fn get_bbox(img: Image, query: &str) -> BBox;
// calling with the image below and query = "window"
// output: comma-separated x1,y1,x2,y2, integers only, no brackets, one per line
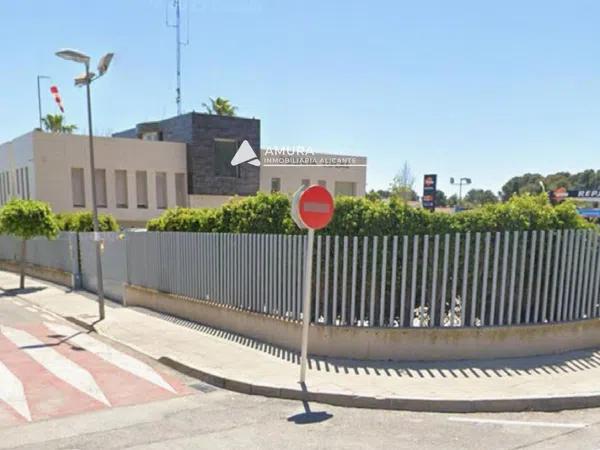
318,180,327,187
71,168,86,207
175,173,187,207
95,169,107,207
24,167,30,199
115,170,128,208
142,131,161,141
156,172,168,209
15,169,21,197
334,181,356,197
301,179,310,188
136,171,148,208
214,139,238,177
271,177,281,193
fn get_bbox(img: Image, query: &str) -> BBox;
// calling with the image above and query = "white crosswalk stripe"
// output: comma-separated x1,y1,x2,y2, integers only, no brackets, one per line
0,360,31,421
44,323,176,393
0,326,110,406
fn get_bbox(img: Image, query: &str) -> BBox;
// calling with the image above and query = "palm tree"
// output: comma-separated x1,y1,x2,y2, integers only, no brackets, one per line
41,114,78,134
202,97,237,116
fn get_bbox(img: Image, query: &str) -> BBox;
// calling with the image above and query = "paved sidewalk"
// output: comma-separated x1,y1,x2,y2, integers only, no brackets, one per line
2,270,600,412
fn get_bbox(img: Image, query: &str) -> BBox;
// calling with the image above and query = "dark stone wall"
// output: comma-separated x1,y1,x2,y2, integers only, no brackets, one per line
188,113,260,196
113,113,260,196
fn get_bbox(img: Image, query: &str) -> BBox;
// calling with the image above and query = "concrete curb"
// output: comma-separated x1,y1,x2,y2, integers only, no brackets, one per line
156,356,600,413
6,276,600,414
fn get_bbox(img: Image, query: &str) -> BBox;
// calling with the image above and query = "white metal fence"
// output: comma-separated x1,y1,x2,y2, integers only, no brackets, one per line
0,232,78,274
0,229,598,329
125,229,600,328
79,232,126,302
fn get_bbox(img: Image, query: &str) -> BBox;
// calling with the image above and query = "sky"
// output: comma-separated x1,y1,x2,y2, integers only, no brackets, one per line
0,0,598,196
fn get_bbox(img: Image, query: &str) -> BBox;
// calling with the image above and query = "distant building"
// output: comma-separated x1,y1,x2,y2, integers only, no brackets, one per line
259,150,366,197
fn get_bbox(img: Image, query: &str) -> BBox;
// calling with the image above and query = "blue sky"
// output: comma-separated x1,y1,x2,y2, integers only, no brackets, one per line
0,0,598,196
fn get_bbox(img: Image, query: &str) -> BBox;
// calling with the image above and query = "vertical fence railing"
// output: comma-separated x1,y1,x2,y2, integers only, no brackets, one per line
124,228,600,328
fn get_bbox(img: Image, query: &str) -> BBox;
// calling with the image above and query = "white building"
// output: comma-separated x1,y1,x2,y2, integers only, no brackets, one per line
0,129,367,227
0,131,187,227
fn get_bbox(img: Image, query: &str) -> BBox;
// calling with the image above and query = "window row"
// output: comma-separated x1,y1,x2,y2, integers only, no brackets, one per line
71,168,187,209
0,167,30,205
270,178,357,196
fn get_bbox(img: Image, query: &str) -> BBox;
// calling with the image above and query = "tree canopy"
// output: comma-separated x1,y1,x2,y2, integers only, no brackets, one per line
202,97,238,116
501,170,600,200
0,199,59,240
41,114,78,134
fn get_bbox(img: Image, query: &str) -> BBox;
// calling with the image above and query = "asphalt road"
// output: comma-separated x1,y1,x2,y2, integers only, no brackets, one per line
1,295,600,449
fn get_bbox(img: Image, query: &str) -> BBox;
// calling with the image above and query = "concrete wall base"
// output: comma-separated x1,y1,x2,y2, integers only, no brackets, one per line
0,260,74,288
124,284,600,361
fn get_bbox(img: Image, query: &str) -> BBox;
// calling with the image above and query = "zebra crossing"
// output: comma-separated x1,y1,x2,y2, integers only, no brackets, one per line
0,320,189,426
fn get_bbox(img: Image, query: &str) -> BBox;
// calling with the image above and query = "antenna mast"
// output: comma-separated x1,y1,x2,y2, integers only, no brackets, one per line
167,0,188,115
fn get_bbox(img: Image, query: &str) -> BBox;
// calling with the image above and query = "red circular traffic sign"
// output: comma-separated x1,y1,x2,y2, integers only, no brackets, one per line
297,185,334,230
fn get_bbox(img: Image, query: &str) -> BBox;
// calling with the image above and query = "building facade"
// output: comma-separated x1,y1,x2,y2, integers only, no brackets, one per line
0,131,187,227
0,113,367,227
114,112,260,207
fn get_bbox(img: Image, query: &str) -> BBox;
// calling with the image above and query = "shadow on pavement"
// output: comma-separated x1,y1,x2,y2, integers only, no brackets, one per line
122,306,600,381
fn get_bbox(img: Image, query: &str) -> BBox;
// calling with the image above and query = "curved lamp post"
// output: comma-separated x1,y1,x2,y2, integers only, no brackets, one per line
55,49,114,320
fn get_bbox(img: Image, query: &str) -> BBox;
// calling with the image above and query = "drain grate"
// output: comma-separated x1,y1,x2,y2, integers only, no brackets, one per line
189,382,219,394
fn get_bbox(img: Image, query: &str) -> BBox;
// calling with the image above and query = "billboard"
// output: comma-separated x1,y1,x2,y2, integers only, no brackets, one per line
422,174,437,211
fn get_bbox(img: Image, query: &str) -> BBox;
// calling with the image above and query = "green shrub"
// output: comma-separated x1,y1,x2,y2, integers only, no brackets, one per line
147,193,594,235
55,211,119,232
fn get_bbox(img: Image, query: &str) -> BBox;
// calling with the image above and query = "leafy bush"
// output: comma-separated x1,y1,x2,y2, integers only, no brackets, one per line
147,193,594,235
55,211,119,232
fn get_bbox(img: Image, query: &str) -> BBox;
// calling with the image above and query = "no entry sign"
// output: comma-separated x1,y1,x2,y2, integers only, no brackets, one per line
296,185,334,230
292,184,335,383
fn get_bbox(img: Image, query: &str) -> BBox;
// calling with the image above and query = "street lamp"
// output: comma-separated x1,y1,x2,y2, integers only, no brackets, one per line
37,75,51,129
56,48,114,320
450,177,472,205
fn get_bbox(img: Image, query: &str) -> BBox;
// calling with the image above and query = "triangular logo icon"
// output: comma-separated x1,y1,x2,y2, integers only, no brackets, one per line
231,140,260,167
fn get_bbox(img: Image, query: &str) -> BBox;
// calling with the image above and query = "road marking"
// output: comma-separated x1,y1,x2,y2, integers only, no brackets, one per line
44,322,176,393
0,360,31,421
0,326,110,406
448,417,588,429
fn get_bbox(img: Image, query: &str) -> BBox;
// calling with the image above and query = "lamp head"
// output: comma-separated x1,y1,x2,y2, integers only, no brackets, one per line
56,49,90,64
97,53,114,76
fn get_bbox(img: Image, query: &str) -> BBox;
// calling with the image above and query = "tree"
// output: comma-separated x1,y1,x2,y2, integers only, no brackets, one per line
0,199,59,289
501,169,600,200
464,189,498,206
390,161,418,201
41,114,78,134
202,97,238,116
435,190,448,207
447,194,459,207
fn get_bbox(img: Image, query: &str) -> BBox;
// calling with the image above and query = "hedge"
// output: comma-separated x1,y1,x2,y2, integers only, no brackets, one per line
147,193,594,235
55,211,119,232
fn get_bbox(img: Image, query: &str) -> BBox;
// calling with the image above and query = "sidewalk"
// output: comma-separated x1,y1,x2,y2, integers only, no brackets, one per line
2,270,600,413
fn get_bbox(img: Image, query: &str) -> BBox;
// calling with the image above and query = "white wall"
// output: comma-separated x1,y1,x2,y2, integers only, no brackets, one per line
258,150,367,197
0,132,35,205
31,131,187,225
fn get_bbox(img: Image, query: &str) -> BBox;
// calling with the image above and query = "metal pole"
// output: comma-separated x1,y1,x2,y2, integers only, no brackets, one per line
299,228,315,383
37,76,43,129
84,62,106,320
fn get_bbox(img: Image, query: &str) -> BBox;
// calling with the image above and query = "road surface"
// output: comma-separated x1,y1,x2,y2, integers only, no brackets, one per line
1,291,600,449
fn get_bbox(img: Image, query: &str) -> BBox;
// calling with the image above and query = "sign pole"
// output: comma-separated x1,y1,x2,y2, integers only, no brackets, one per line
299,228,315,383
